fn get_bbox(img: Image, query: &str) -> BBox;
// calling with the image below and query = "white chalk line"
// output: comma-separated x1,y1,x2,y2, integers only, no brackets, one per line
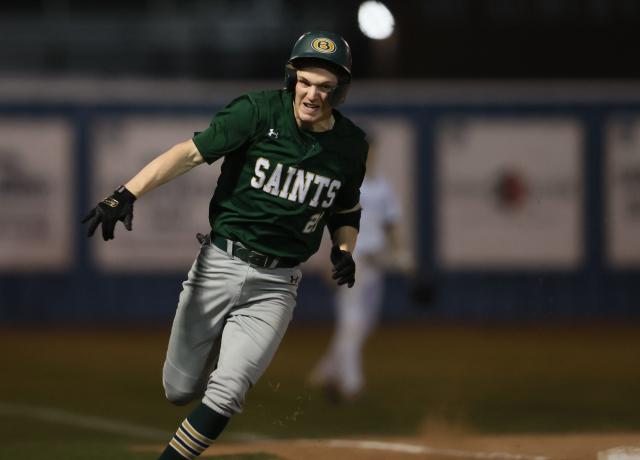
0,401,282,446
0,401,266,443
324,439,550,460
598,447,640,460
0,401,169,440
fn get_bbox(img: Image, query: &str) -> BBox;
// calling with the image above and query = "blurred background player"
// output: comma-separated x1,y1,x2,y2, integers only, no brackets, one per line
309,136,411,402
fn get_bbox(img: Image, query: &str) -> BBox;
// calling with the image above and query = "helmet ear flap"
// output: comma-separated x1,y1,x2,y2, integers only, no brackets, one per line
284,64,297,92
329,85,349,107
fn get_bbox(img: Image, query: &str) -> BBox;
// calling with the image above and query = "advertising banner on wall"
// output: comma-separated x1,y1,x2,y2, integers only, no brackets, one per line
91,116,218,271
303,116,416,273
0,118,74,271
436,117,583,269
606,118,640,267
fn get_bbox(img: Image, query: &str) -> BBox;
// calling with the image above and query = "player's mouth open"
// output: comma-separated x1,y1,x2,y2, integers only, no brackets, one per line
303,102,320,111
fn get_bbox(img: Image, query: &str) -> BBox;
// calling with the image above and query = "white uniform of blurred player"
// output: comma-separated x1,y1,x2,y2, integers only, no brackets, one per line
310,146,410,401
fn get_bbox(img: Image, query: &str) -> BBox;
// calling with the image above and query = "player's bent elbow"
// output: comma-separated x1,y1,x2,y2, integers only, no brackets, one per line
182,139,205,167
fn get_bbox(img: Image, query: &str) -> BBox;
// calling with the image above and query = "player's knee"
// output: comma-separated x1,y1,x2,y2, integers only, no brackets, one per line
164,382,197,406
162,360,204,405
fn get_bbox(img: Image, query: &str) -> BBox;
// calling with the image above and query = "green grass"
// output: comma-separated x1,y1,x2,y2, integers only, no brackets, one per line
1,322,640,459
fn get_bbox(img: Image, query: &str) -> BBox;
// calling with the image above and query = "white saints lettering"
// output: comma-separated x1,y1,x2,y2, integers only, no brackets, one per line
250,157,341,208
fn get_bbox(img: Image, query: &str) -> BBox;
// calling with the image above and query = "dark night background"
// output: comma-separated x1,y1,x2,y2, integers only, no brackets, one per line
1,0,639,80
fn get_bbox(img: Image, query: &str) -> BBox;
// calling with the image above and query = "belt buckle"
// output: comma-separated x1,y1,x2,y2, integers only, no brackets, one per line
247,250,267,267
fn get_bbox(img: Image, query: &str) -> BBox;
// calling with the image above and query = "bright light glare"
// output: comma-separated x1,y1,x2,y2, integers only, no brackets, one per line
358,1,395,40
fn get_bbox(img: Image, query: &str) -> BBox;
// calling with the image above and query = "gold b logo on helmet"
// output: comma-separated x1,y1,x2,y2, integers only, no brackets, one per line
311,38,336,54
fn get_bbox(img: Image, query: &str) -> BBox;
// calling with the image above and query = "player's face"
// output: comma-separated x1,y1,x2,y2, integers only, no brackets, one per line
293,67,338,131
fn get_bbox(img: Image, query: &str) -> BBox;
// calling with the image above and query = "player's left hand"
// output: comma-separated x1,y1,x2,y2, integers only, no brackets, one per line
330,245,356,288
81,186,137,241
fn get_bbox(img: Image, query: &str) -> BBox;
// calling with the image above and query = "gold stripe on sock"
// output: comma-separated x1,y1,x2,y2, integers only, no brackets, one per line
183,419,215,444
176,427,206,454
169,438,195,460
179,425,208,450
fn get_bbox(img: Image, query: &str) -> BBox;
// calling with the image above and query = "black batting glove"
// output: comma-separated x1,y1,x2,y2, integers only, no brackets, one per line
81,186,137,241
330,244,356,288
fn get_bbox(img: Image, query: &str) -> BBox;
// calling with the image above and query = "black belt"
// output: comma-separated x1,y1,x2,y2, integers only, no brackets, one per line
210,235,299,269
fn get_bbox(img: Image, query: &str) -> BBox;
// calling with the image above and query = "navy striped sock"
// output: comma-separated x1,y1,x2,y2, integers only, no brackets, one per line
158,403,229,460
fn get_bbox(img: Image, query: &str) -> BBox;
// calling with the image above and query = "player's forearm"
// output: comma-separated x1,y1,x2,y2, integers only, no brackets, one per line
125,139,204,198
332,225,358,253
329,202,361,252
385,222,403,253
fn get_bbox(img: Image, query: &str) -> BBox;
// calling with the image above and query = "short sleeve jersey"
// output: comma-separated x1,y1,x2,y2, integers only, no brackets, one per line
193,89,368,262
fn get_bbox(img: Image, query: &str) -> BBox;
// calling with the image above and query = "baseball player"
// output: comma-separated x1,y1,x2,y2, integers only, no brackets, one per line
81,31,367,460
309,140,411,402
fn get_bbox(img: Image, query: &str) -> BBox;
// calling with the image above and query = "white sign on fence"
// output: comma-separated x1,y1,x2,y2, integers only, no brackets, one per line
605,118,640,267
436,117,584,269
0,118,74,271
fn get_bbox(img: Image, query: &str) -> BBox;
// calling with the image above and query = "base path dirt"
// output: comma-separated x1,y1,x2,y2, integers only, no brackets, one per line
133,432,640,460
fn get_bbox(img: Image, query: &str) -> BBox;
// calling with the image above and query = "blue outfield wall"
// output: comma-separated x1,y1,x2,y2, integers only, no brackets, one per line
0,99,639,323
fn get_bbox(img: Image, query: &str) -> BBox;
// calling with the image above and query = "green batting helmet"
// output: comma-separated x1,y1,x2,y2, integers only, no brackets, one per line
285,31,352,106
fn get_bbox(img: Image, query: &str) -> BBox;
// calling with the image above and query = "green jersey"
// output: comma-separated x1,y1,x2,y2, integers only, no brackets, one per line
193,89,368,262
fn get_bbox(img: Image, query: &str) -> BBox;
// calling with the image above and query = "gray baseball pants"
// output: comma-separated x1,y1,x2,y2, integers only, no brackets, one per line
162,237,302,417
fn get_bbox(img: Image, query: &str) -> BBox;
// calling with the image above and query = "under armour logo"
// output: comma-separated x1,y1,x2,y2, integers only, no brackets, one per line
102,197,119,208
290,275,300,285
267,128,279,139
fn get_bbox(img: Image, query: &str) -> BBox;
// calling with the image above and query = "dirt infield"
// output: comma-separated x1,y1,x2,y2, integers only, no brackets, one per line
133,432,640,460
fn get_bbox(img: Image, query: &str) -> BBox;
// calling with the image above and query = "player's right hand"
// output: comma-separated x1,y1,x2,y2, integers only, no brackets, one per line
81,186,137,241
330,245,356,288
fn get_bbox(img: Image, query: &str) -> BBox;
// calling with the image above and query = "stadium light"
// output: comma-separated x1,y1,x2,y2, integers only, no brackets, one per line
358,1,395,40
